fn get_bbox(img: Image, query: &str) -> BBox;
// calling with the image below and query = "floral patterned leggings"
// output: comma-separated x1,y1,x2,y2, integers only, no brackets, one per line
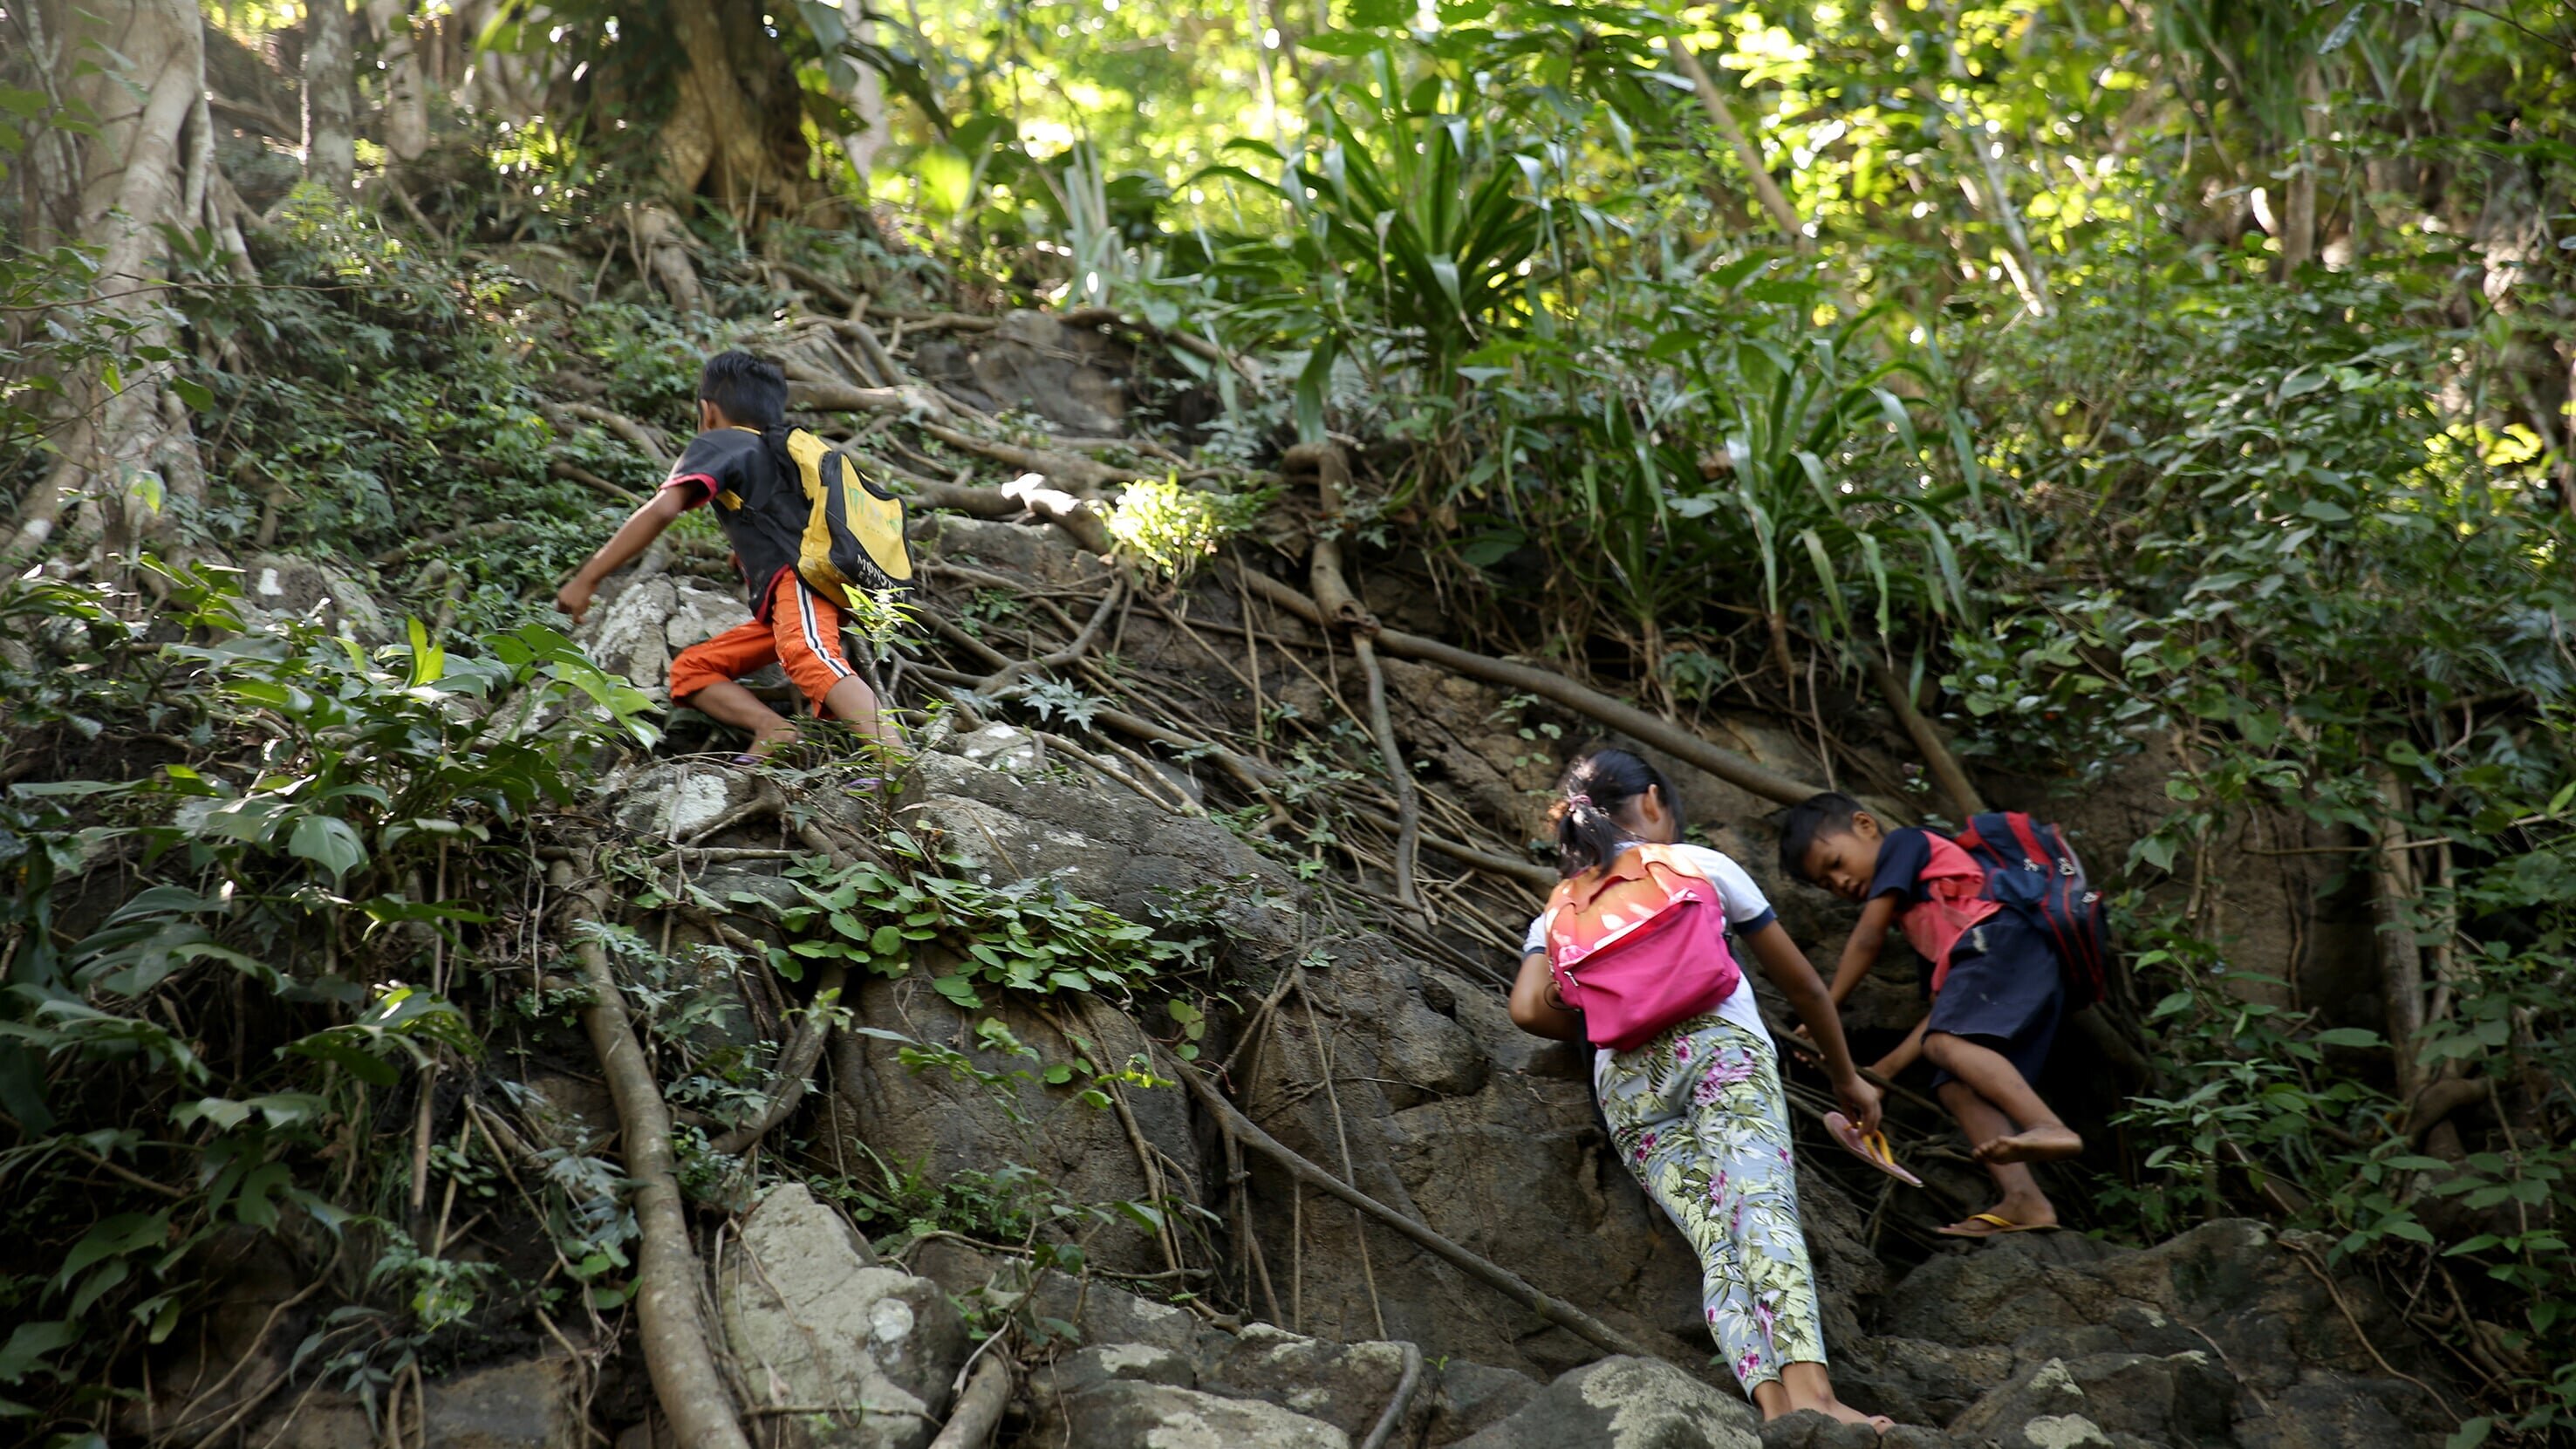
1595,1014,1828,1394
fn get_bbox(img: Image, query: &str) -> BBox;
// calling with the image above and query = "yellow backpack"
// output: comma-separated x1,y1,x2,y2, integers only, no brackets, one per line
783,428,913,605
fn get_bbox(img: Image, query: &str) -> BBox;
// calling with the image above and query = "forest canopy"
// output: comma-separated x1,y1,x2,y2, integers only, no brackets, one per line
3,0,2573,1445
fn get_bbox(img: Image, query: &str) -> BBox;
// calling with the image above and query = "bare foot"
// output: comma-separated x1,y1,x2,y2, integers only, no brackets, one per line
1764,1400,1895,1434
1974,1123,2083,1164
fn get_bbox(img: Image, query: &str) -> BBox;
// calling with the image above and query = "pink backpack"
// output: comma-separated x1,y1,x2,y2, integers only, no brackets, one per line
1544,844,1744,1050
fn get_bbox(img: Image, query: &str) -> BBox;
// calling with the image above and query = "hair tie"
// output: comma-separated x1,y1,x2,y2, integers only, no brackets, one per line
1566,792,1594,809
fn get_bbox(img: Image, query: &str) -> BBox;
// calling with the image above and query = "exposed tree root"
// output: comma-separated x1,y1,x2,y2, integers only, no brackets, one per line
548,400,673,469
925,1354,1011,1449
707,965,846,1159
554,858,751,1449
1356,1341,1424,1449
1168,1056,1655,1361
1230,563,1824,808
1294,442,1421,912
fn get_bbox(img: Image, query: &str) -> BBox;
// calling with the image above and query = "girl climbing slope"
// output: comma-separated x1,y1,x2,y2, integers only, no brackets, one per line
1507,748,1890,1432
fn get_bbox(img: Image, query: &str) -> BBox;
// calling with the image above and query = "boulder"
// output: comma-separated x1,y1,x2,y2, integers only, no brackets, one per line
1028,1275,1210,1361
578,573,755,697
1032,1342,1199,1403
1945,1353,2235,1449
249,1355,584,1449
827,972,1193,1274
1425,1359,1542,1446
1449,1355,1763,1449
910,311,1132,435
242,551,387,640
716,1183,967,1449
1199,1323,1423,1442
898,727,1298,949
1054,1381,1350,1449
605,759,772,840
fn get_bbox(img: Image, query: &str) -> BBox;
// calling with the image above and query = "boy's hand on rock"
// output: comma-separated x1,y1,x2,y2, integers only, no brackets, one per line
1835,1074,1882,1136
556,579,593,625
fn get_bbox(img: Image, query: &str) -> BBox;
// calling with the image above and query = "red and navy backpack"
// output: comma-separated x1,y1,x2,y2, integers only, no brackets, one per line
1953,811,2111,1008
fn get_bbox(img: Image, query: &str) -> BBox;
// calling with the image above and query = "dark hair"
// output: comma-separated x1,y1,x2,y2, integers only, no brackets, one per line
1551,748,1684,878
698,350,787,430
1777,791,1866,883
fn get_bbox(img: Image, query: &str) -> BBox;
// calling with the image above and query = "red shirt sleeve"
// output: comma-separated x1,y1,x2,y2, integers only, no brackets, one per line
660,472,717,509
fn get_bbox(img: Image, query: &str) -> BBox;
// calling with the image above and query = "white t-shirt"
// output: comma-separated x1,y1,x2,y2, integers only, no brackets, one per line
1522,842,1776,1042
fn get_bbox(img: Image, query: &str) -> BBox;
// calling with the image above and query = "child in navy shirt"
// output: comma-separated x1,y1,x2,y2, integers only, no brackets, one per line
1782,792,2080,1238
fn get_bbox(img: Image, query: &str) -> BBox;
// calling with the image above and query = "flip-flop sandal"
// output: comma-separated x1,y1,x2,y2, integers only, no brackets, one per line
1824,1111,1924,1188
1934,1212,2061,1239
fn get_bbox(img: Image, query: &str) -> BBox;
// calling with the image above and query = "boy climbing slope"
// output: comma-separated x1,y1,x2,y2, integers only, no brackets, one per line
557,351,897,761
1781,793,2081,1239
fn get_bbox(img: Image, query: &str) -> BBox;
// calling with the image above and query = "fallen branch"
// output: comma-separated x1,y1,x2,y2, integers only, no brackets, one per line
552,457,647,504
786,374,960,422
1862,654,1986,819
769,259,858,309
1230,563,1823,808
1168,1056,1655,1360
554,858,751,1449
550,400,673,469
918,422,1141,494
1295,442,1420,912
905,475,1116,557
926,1354,1011,1449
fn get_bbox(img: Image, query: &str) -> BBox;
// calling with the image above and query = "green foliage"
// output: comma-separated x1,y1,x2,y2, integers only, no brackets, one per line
0,569,659,1430
756,835,1187,1008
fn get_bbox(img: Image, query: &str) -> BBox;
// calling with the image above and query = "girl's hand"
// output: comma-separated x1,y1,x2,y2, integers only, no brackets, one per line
1835,1073,1882,1136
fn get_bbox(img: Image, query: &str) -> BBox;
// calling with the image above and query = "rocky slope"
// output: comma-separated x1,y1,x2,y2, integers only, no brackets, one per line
219,507,2461,1449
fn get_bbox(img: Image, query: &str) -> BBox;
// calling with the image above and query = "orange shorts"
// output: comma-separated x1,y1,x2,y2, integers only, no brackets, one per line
668,571,857,711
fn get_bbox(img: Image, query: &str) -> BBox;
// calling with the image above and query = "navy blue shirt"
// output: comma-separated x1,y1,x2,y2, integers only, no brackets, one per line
1867,826,1937,905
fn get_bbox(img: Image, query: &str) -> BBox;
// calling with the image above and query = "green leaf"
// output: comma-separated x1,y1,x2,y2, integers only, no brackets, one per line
2444,1418,2491,1449
287,816,366,884
0,1322,76,1383
2311,1027,2382,1049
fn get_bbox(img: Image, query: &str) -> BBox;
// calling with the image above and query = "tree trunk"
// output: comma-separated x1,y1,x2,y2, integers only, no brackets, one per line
4,0,239,564
2275,62,2322,279
303,0,356,196
363,0,430,163
659,0,808,216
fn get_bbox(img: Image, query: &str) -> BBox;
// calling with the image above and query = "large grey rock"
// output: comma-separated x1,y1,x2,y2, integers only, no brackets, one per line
1425,1360,1541,1446
579,573,755,697
1028,1275,1208,1360
1946,1353,2234,1448
898,726,1298,949
1873,1220,2453,1446
1758,1411,1905,1449
911,311,1131,434
1056,1381,1350,1449
716,1183,967,1449
1451,1356,1762,1449
1199,1323,1421,1441
606,758,769,840
1032,1342,1199,1403
827,972,1193,1274
243,551,387,640
249,1356,584,1449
